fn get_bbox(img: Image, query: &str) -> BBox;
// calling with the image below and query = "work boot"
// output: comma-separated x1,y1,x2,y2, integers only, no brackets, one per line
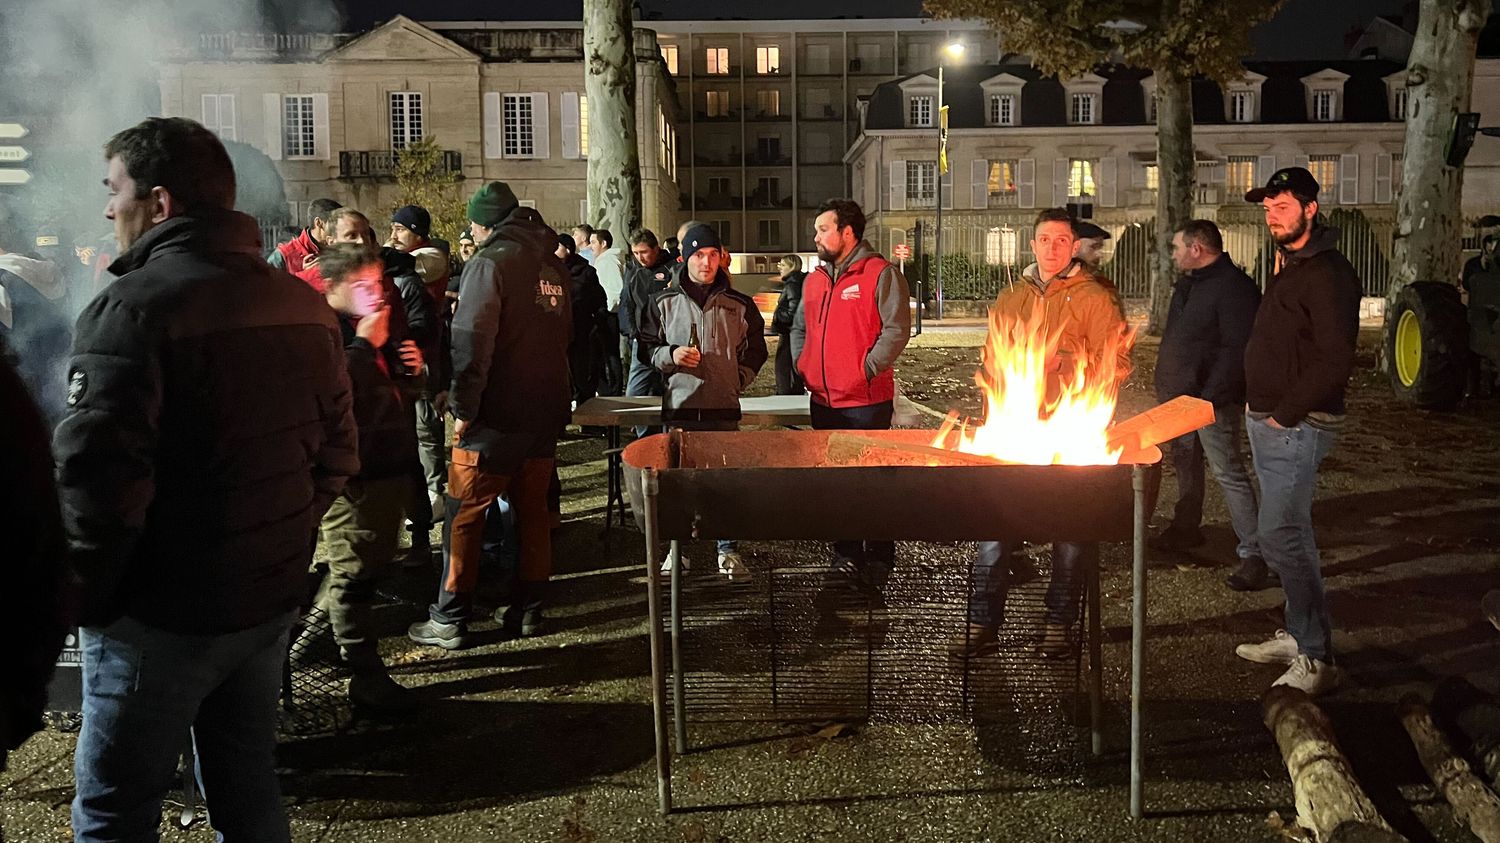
496,581,548,638
407,618,468,650
1225,556,1277,591
1035,623,1076,659
348,670,419,715
946,624,999,659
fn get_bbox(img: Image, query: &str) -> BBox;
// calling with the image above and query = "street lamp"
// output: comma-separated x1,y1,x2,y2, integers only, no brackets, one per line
934,41,965,320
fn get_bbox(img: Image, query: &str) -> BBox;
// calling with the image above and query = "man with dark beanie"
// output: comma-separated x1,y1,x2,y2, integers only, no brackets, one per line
1232,167,1361,697
408,181,572,649
389,204,431,253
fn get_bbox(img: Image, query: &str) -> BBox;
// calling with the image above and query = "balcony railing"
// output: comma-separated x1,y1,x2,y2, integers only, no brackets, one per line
338,149,463,180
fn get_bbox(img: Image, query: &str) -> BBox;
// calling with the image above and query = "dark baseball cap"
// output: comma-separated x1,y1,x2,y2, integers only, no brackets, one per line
1245,166,1319,203
1075,221,1110,240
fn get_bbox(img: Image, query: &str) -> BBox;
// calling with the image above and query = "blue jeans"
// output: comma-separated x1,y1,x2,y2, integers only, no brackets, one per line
1198,409,1261,561
72,611,297,843
967,540,1091,628
1247,413,1336,662
626,347,664,439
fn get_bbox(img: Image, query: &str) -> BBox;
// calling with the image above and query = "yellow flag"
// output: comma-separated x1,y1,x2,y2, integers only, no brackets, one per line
938,105,950,175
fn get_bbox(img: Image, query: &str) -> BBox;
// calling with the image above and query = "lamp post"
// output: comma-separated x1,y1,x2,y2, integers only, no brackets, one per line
934,41,964,321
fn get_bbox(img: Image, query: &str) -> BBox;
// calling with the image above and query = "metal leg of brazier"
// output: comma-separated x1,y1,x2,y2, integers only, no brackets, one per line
1130,465,1147,818
1088,552,1103,757
670,540,688,753
641,469,673,814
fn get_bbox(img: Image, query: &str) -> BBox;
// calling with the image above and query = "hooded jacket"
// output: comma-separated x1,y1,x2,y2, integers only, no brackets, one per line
53,209,359,633
1155,252,1261,406
0,253,72,420
449,207,573,474
791,241,911,409
619,249,677,338
1243,226,1362,427
993,258,1132,392
639,268,768,421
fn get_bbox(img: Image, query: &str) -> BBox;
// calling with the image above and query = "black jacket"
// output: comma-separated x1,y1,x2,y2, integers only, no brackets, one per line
339,317,421,481
771,270,805,335
379,246,424,388
1243,226,1363,427
449,207,573,473
565,252,608,349
619,250,677,338
0,345,67,769
53,210,359,633
1154,252,1261,406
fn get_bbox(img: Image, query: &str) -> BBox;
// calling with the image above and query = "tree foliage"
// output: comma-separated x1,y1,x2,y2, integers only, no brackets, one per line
923,0,1282,86
392,135,468,244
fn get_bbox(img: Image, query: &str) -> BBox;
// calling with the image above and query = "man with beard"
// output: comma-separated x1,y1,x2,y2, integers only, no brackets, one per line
621,228,676,437
268,197,341,280
792,199,910,594
1232,167,1361,697
58,117,356,842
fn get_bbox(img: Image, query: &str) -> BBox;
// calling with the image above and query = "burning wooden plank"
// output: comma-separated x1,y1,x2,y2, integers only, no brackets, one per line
1105,395,1216,454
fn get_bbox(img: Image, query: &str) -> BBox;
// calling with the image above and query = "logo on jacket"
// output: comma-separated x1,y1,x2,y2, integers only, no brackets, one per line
841,285,862,301
536,278,566,311
67,370,86,407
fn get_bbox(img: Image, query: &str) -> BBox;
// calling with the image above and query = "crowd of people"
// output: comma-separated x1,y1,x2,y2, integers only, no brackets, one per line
0,112,1370,841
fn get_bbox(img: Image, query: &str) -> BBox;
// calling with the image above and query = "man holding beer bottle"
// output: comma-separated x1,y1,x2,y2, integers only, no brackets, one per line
637,223,767,581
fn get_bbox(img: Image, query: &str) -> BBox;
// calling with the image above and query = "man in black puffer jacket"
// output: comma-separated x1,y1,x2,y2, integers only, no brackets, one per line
409,182,571,649
55,118,357,843
1152,220,1264,592
557,232,606,407
770,253,806,395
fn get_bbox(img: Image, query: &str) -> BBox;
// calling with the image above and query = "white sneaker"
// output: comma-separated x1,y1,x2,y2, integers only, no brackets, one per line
659,552,690,576
717,551,750,583
1272,654,1341,696
429,492,445,523
1235,629,1300,665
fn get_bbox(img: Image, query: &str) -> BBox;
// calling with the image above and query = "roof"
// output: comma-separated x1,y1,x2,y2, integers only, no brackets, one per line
861,59,1406,131
339,0,925,27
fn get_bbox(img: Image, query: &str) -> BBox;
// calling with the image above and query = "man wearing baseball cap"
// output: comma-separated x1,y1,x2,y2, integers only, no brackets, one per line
1073,221,1111,270
1232,167,1361,696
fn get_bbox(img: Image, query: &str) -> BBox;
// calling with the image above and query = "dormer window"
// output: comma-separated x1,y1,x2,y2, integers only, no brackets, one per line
1393,86,1407,120
989,94,1015,126
1222,72,1266,123
1062,73,1106,126
979,72,1026,127
1230,91,1255,123
909,95,934,127
1312,89,1337,122
1300,69,1349,122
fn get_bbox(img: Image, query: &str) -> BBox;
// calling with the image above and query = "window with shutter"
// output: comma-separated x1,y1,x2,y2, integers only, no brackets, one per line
502,94,535,157
283,95,316,159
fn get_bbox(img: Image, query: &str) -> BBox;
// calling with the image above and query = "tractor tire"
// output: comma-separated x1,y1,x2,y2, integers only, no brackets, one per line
1388,281,1470,410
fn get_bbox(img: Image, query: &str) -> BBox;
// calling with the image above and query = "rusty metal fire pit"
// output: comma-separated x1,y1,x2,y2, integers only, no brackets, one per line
624,428,1165,818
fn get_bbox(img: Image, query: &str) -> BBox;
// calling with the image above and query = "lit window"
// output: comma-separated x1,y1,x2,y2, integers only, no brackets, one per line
1069,159,1096,200
1306,155,1339,195
756,46,780,75
1143,164,1158,192
909,95,933,127
1225,155,1256,195
707,47,730,75
579,94,589,157
660,45,678,75
706,90,730,117
986,160,1017,206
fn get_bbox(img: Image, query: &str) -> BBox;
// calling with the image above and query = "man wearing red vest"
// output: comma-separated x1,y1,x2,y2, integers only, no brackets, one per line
791,198,911,591
268,198,342,291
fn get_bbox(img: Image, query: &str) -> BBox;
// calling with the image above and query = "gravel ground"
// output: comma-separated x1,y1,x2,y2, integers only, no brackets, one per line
4,330,1499,842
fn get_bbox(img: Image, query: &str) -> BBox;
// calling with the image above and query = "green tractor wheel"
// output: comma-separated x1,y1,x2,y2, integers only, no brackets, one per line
1388,281,1469,410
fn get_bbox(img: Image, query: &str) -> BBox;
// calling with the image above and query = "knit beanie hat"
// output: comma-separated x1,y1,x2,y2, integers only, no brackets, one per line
392,204,431,238
681,223,722,262
467,181,520,228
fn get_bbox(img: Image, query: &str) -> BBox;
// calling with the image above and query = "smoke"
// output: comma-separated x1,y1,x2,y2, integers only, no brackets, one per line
0,0,342,405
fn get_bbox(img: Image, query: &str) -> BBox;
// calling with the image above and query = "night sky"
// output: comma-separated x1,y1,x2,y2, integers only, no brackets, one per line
335,0,1412,61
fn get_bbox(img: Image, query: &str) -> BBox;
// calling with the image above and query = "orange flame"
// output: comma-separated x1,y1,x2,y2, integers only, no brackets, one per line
932,302,1134,465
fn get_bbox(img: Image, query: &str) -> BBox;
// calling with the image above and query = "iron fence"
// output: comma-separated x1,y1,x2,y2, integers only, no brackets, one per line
899,208,1402,301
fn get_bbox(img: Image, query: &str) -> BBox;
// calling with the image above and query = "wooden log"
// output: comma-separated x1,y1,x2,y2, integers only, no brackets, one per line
1105,395,1216,453
1262,685,1405,843
1398,692,1500,842
1432,677,1500,786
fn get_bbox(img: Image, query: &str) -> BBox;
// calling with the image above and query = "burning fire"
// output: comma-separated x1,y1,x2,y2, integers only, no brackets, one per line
933,303,1134,465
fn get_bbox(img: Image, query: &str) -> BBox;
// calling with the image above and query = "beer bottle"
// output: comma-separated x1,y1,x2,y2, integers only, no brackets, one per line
688,321,700,350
